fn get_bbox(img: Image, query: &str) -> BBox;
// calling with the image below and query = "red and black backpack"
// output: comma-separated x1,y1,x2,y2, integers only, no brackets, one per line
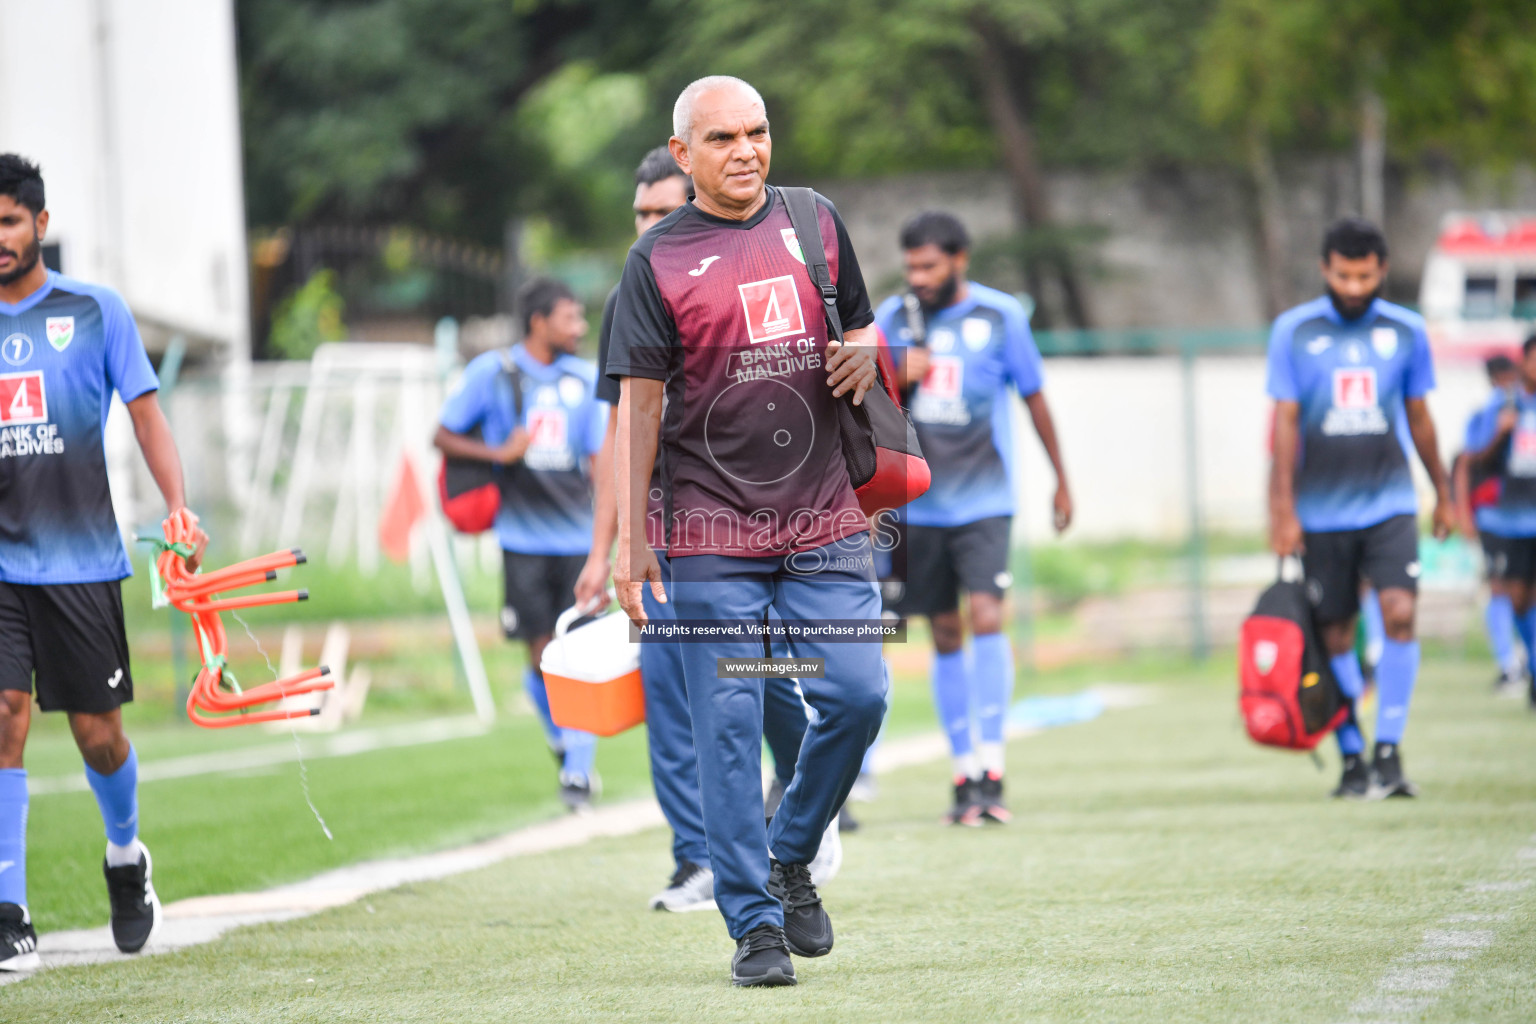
781,186,931,515
438,351,519,534
1238,558,1349,751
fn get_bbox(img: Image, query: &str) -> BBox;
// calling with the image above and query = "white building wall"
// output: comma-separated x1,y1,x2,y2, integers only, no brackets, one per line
0,0,249,359
1010,356,1490,545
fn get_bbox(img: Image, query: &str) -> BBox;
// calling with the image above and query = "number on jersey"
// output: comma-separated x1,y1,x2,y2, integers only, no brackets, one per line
0,372,47,426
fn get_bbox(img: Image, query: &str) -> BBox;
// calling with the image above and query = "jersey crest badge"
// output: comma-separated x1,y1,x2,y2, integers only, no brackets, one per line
781,228,805,265
1371,327,1398,360
45,317,74,352
961,318,992,352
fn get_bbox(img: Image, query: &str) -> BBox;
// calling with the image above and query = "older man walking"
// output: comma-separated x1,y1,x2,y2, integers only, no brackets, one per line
607,76,887,986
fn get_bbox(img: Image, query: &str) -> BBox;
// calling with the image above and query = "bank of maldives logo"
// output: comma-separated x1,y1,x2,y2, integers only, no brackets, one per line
739,275,806,344
45,317,74,351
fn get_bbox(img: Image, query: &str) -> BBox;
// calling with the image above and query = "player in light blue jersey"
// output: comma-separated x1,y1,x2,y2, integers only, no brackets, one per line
435,277,608,811
1463,337,1536,706
0,155,206,969
875,211,1072,826
1267,218,1453,800
1454,354,1523,694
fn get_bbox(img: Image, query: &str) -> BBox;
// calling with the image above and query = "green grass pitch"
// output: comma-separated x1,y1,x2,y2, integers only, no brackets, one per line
9,655,1536,1022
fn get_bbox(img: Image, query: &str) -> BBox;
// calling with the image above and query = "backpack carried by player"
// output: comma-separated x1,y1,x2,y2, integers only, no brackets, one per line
781,186,931,515
438,350,520,534
1238,557,1349,751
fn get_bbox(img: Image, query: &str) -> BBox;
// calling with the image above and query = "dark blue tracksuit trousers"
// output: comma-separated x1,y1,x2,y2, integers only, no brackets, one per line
642,552,808,872
670,536,887,938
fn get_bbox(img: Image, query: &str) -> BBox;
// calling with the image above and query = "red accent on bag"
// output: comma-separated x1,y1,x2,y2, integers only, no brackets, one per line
1239,615,1348,751
438,463,501,534
1470,476,1502,510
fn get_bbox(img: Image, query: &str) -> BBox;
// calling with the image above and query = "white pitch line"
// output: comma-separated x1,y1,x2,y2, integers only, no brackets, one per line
5,683,1156,984
26,715,492,796
1336,835,1536,1023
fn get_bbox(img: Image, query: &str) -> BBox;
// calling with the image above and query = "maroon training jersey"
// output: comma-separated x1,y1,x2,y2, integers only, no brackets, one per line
606,186,875,557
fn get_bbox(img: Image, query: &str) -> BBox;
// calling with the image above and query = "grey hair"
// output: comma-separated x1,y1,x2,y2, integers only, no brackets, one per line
671,75,766,141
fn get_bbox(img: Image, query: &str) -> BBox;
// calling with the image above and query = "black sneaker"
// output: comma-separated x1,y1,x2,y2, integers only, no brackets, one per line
977,772,1012,823
943,776,982,826
731,923,796,987
0,903,38,972
1369,743,1419,799
767,859,833,957
1330,754,1371,799
558,771,596,814
104,845,161,953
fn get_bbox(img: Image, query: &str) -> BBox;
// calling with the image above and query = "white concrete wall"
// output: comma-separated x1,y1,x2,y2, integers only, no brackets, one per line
0,0,249,358
1009,355,1492,544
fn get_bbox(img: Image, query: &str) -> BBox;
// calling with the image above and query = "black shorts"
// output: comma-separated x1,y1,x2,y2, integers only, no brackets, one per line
501,551,586,641
1480,532,1536,585
0,580,133,713
1302,515,1420,625
894,516,1013,618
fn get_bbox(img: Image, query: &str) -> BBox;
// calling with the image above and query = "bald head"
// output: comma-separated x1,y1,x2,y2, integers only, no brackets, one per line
672,76,765,142
668,75,771,221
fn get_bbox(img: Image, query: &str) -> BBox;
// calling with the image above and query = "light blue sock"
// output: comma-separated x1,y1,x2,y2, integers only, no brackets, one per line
1374,638,1420,745
523,667,563,751
1330,652,1365,701
0,769,26,907
1520,606,1536,673
1329,652,1366,756
560,729,598,782
1487,594,1520,673
931,649,972,763
972,633,1015,746
1360,589,1386,668
84,745,138,847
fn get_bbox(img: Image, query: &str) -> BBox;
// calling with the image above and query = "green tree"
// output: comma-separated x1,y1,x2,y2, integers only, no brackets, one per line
237,0,657,245
657,0,1216,326
268,269,347,360
1192,0,1536,314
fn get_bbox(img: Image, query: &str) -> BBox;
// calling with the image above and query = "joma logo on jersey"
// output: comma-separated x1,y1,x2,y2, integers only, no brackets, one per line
0,371,47,426
738,275,806,344
1332,368,1377,410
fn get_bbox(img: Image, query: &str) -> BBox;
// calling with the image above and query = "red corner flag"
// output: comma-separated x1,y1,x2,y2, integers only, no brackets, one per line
379,456,426,564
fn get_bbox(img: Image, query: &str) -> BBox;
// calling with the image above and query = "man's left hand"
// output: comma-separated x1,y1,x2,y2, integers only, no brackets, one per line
1431,496,1455,540
826,338,878,405
1052,484,1073,534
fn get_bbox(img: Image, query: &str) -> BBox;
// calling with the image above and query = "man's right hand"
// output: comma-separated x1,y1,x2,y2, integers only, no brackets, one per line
495,428,530,465
1269,506,1303,557
615,541,666,628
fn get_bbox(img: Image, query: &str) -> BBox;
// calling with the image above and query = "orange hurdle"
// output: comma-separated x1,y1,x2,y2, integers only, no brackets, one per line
148,508,333,728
